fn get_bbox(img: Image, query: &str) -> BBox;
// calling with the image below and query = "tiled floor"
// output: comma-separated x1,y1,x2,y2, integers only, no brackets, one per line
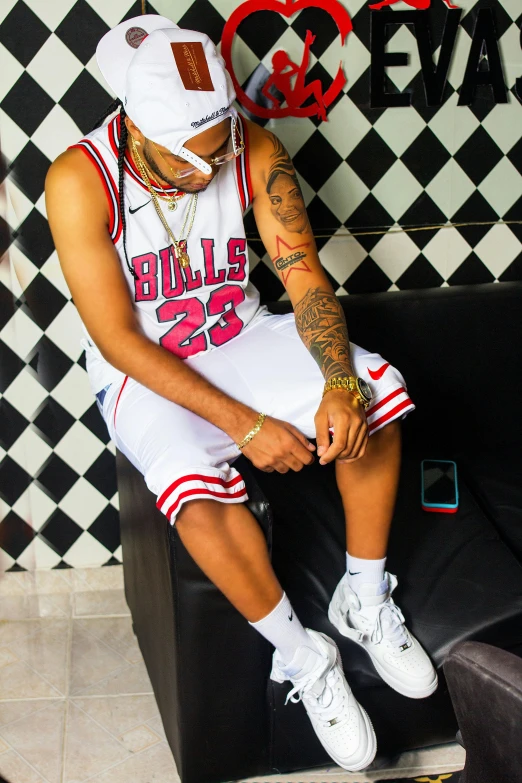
0,566,465,783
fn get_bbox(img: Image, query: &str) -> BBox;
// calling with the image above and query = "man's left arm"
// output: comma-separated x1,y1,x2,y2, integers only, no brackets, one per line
248,122,368,464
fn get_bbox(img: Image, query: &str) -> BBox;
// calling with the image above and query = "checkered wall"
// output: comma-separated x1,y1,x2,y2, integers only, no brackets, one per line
0,0,521,571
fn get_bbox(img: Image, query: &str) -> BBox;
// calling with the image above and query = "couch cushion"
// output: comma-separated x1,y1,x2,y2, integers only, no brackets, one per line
245,451,522,687
457,449,522,566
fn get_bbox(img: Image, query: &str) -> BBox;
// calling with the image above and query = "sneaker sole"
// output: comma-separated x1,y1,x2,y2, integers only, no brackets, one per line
328,599,439,700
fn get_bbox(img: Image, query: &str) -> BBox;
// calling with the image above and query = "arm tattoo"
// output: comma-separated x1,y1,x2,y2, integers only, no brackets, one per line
266,135,310,235
271,235,311,285
294,287,355,380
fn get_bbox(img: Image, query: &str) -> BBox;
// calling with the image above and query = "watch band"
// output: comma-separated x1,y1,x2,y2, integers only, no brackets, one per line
322,376,370,408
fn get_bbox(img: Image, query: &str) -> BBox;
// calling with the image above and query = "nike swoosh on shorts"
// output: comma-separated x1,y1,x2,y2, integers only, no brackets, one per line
367,362,390,381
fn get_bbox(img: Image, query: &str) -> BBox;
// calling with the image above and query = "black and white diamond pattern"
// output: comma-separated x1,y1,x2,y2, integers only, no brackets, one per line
0,0,521,569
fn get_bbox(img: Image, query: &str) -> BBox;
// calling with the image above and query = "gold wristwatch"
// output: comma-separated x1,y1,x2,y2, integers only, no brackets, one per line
322,375,373,409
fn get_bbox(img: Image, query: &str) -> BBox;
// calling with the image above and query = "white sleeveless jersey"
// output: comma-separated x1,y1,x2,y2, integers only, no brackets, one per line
70,112,268,396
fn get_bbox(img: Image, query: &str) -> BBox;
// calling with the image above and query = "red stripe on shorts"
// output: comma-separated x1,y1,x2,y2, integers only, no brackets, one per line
113,375,129,428
367,398,413,433
157,472,244,509
165,485,248,520
365,386,406,417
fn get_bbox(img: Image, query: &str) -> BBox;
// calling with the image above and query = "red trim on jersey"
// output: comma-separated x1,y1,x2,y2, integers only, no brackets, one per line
69,141,122,244
367,398,414,433
165,484,249,520
235,114,252,212
157,471,244,509
113,375,129,428
236,151,246,211
241,117,253,206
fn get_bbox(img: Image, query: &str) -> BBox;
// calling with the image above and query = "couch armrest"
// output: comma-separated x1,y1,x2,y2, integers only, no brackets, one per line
444,640,522,783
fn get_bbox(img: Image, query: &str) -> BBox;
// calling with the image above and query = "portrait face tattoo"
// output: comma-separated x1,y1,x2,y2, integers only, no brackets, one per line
267,170,308,234
266,135,310,235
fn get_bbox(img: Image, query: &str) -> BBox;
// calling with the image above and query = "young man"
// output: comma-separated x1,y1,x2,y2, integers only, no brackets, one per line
46,15,437,773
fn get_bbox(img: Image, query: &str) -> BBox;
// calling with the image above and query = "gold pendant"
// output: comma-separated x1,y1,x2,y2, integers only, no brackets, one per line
168,200,177,211
175,240,190,268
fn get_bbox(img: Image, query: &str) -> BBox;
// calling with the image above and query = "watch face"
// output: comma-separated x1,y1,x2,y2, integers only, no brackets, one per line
357,378,372,401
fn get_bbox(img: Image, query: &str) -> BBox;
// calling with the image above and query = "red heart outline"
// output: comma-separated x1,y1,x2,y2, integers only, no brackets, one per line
221,0,353,119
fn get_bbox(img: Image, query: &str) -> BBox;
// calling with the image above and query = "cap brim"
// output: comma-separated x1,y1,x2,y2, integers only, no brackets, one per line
96,14,179,102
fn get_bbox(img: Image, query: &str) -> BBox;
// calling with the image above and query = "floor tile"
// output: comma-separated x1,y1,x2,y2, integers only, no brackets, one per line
69,625,128,695
15,569,75,594
0,619,61,646
76,616,141,663
0,659,63,699
73,589,130,617
0,700,61,727
0,573,29,596
0,737,8,753
8,620,69,694
0,750,48,783
146,715,167,741
119,724,161,753
86,741,180,783
0,700,65,783
71,566,124,592
71,659,153,697
71,695,160,738
0,593,71,620
63,702,129,783
0,648,19,668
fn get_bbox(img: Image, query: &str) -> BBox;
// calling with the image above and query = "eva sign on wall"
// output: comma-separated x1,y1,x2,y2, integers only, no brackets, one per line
220,0,521,121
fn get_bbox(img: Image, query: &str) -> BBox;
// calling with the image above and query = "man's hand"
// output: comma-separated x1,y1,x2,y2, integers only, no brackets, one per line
240,415,316,473
315,391,368,465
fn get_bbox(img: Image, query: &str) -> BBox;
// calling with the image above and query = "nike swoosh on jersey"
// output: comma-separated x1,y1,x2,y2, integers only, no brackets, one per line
368,362,390,381
129,200,151,214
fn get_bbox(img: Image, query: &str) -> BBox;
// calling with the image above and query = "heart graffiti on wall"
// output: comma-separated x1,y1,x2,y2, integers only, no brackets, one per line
221,0,520,120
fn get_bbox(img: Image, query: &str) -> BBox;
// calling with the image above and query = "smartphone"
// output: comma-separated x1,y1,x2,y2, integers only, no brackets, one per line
421,459,459,513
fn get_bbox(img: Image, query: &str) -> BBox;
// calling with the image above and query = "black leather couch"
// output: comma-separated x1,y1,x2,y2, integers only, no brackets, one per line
116,281,522,783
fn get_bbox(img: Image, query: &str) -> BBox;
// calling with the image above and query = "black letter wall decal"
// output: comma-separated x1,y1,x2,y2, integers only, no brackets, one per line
459,7,508,106
370,11,411,108
415,9,461,106
371,10,461,108
515,21,522,101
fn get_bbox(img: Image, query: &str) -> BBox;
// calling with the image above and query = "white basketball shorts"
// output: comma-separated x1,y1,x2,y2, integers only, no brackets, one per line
95,311,415,526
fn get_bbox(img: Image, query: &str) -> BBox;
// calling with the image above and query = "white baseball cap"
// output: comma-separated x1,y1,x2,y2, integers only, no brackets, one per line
96,15,238,174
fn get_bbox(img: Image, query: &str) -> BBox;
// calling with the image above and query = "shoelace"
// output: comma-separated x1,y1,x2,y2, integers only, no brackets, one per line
284,659,346,724
369,600,408,647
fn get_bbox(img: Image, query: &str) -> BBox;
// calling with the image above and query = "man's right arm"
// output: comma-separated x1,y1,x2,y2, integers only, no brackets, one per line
45,149,259,444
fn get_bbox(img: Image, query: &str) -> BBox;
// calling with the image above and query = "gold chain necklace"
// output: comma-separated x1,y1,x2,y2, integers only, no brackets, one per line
131,144,185,211
131,137,197,268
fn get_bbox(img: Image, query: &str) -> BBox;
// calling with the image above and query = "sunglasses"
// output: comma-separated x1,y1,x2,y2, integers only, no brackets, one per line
152,123,245,179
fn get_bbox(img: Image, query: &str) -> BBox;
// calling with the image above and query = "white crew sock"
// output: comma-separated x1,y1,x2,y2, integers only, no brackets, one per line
346,552,387,594
249,592,319,665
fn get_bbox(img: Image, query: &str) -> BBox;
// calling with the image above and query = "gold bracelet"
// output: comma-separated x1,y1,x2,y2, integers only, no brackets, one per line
236,413,267,450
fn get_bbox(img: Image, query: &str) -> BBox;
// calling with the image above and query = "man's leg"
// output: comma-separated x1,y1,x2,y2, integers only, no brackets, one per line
175,498,320,663
176,498,282,622
329,418,438,698
176,496,378,769
334,419,401,559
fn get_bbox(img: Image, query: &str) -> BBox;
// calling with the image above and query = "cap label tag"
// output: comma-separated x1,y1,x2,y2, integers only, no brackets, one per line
171,42,214,91
125,27,148,49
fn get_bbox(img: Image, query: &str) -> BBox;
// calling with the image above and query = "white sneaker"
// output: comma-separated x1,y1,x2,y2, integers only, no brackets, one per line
328,572,438,699
270,628,377,772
